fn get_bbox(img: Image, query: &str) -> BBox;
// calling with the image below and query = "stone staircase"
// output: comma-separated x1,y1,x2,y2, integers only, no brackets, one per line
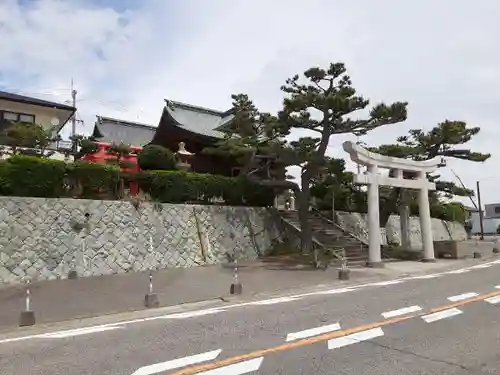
279,209,369,266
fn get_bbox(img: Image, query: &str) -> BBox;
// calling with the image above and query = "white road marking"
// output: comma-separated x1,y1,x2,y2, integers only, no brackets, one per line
38,325,123,338
369,280,403,286
447,292,479,302
313,288,354,295
286,323,341,342
249,297,298,305
328,327,384,349
381,305,422,319
446,269,471,274
160,309,226,319
197,357,264,375
470,264,493,269
422,308,462,323
3,261,500,346
131,349,222,375
485,295,500,304
409,274,442,279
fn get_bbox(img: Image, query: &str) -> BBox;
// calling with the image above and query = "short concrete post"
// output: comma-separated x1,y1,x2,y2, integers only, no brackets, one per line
19,280,35,327
144,234,160,309
68,248,78,279
230,259,242,295
338,249,350,280
144,268,159,308
289,191,296,211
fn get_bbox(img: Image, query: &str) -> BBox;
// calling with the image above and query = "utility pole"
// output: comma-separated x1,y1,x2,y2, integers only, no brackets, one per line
331,188,335,223
71,80,77,153
356,136,361,175
477,180,484,240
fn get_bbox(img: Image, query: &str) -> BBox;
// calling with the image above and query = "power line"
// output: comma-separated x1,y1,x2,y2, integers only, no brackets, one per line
450,168,477,209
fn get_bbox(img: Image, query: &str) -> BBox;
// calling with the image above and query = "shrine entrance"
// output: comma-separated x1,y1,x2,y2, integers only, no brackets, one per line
343,141,442,267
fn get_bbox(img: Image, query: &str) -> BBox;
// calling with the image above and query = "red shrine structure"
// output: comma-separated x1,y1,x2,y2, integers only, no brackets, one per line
82,141,142,195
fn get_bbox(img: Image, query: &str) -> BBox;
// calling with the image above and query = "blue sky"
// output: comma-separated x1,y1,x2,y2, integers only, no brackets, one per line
1,0,500,204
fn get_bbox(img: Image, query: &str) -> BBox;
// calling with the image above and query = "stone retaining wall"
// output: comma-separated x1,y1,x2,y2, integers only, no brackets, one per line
0,197,281,284
0,197,469,285
335,211,467,250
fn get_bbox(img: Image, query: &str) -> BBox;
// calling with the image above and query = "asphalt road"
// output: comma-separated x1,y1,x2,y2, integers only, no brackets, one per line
2,259,500,374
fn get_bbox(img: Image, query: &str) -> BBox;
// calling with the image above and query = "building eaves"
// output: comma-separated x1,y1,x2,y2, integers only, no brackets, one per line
0,90,76,111
94,115,157,146
164,99,234,139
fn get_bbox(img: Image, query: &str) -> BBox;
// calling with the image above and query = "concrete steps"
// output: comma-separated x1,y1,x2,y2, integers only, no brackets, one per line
279,210,368,266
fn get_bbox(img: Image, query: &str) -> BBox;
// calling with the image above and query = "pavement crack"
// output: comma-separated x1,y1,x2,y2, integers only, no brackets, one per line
364,339,471,371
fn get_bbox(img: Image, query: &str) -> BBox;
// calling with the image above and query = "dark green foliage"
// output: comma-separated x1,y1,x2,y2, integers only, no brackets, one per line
80,139,99,155
429,201,467,223
0,155,67,197
0,155,272,207
310,157,367,212
207,62,408,252
370,120,490,199
369,120,490,226
135,171,273,207
106,142,134,169
70,134,99,159
66,161,122,199
1,122,55,157
137,145,176,171
107,142,132,157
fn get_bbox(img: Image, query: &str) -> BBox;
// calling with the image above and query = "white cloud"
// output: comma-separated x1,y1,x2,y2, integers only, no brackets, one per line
0,0,499,204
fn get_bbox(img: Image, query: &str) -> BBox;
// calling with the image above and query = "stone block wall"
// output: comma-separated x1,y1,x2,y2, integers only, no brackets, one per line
0,197,281,284
336,211,467,250
0,197,470,285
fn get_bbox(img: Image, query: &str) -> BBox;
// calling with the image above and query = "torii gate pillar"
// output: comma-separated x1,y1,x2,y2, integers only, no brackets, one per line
343,141,441,266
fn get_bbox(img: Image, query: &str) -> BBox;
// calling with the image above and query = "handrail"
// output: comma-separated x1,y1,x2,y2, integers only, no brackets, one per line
310,206,368,245
275,209,322,248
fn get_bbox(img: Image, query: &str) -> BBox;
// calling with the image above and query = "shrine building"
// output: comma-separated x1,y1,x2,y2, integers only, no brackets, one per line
91,99,241,177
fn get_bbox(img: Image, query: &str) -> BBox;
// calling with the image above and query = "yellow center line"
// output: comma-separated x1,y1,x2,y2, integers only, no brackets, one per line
171,290,500,375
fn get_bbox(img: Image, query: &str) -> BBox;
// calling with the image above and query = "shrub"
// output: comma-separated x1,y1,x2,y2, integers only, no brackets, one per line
137,145,176,171
0,155,275,207
134,170,274,206
0,155,67,197
66,161,121,199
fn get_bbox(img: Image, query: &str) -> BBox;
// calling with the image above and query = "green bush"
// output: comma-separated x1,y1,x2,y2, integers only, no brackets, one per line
66,161,121,199
0,155,274,207
135,170,273,206
0,155,67,197
137,145,176,171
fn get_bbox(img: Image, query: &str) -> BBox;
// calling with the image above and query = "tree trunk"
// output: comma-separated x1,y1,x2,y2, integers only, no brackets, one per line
379,188,401,228
298,172,318,268
297,188,313,254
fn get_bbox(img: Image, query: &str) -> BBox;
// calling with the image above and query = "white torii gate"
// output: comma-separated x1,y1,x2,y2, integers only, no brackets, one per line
343,141,442,267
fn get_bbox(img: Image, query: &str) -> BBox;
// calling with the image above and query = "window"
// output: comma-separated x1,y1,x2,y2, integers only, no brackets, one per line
0,111,35,124
494,206,500,214
3,112,18,121
19,114,35,123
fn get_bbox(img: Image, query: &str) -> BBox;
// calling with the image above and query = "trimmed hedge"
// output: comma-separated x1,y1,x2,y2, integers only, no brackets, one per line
0,155,67,197
0,155,274,207
134,170,273,206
